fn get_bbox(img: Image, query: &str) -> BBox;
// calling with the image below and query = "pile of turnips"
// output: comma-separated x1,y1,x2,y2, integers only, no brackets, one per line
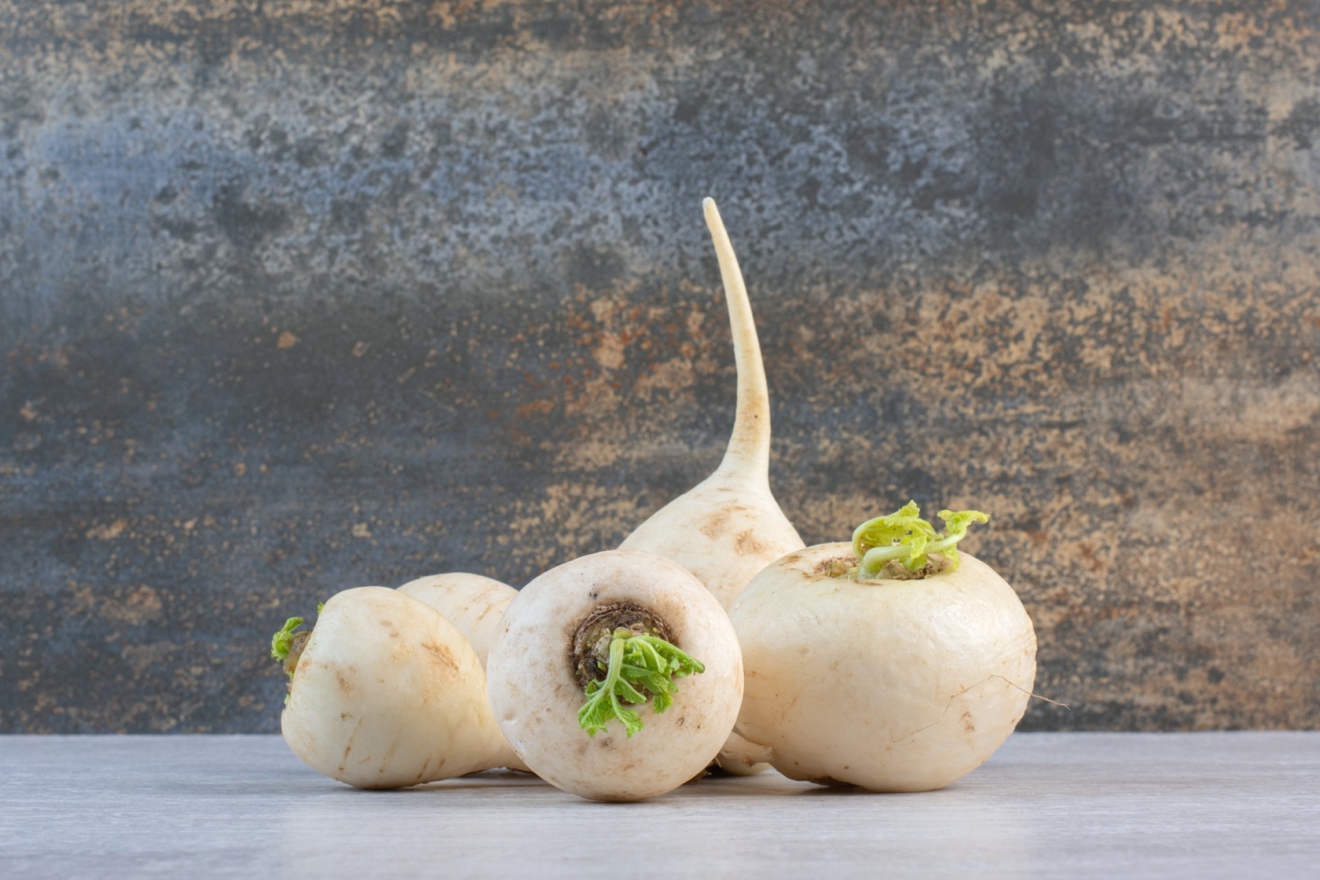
268,199,1038,802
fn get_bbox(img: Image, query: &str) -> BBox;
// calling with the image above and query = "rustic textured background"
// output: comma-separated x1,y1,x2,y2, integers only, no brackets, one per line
1,1,1317,734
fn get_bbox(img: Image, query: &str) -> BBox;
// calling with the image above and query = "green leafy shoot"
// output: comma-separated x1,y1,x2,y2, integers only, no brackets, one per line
270,616,306,665
578,629,705,738
270,609,324,704
853,502,989,577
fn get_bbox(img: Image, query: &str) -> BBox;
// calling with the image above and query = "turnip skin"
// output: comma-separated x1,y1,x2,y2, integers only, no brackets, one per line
729,544,1036,792
397,573,516,666
280,587,516,789
620,482,804,612
396,573,531,773
485,550,743,802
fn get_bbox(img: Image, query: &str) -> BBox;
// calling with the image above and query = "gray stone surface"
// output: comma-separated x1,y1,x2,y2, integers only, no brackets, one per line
1,2,1318,734
1,733,1318,878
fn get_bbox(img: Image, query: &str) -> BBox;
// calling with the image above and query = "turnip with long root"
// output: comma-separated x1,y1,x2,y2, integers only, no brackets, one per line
621,198,803,607
485,550,743,802
271,586,523,789
729,502,1037,792
619,197,803,773
397,572,517,666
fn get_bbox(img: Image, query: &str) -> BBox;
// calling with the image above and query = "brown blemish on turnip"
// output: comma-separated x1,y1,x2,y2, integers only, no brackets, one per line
734,529,769,557
863,556,953,582
699,509,731,538
338,716,365,774
809,553,856,580
421,640,458,672
811,553,951,582
377,733,402,774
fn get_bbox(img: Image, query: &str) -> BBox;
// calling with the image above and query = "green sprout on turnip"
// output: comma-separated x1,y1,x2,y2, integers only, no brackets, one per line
851,502,989,579
270,616,305,663
578,628,705,738
270,604,327,700
270,615,312,702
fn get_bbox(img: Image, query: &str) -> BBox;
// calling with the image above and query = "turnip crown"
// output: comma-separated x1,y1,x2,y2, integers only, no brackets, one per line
271,606,324,700
270,616,306,666
850,502,989,579
270,615,313,703
576,624,705,739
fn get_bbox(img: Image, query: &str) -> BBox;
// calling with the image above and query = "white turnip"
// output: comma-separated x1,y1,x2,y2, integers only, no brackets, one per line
619,198,803,773
485,549,743,802
729,502,1037,792
272,586,522,789
620,198,803,608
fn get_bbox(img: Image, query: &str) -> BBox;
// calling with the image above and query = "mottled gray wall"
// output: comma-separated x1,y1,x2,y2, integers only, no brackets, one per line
1,1,1317,733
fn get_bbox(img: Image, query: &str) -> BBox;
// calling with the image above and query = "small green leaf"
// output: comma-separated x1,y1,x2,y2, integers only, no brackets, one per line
851,500,934,558
853,502,938,571
853,502,989,577
270,617,306,662
940,508,990,535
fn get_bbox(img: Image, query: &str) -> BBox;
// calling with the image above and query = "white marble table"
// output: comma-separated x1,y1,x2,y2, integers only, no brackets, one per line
2,733,1317,878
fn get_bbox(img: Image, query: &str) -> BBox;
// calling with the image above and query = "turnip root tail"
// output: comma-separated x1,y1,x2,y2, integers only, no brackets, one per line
704,197,771,483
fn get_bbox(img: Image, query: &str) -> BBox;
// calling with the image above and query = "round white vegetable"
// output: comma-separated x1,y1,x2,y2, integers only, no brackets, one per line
485,550,743,802
730,543,1036,792
279,587,517,789
397,572,517,666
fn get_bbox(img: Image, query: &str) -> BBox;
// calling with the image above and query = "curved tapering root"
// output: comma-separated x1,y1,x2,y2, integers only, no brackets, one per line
703,198,771,480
